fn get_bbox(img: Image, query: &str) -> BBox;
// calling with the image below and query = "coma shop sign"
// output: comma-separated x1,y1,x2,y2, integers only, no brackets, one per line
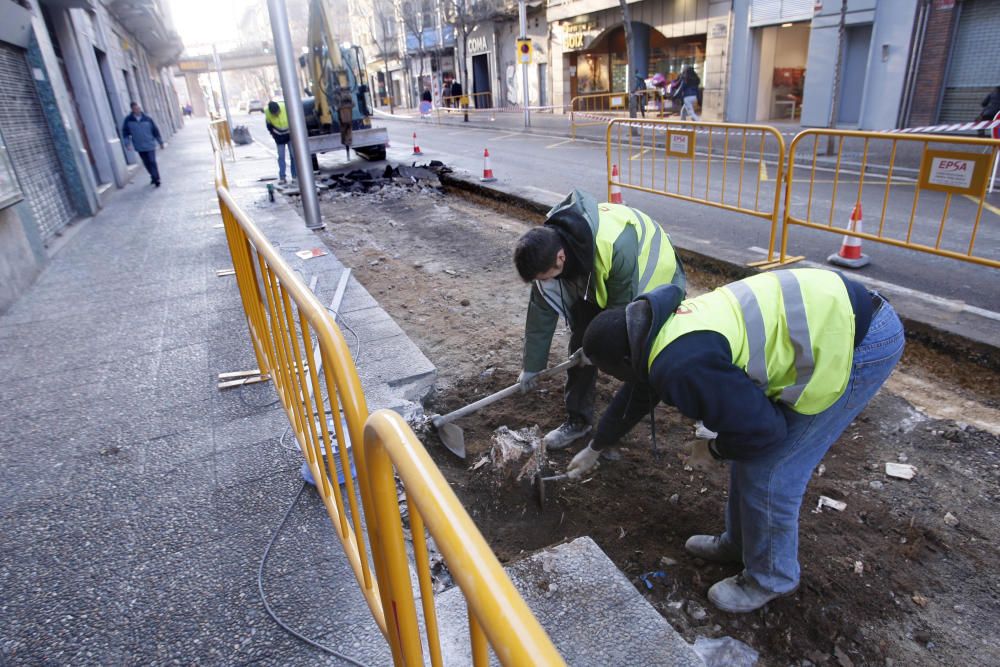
467,35,490,55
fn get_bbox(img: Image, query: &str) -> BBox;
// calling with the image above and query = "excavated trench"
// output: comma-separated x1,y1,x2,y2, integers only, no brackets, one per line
293,167,1000,666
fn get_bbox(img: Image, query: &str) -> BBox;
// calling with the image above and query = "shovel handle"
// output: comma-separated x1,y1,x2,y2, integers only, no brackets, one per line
432,354,582,427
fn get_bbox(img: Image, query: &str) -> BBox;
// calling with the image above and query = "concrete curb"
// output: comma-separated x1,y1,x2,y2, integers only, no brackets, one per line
440,171,1000,371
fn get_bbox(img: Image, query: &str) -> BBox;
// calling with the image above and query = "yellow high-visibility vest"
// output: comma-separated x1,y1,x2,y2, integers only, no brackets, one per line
591,203,679,308
264,102,289,130
648,269,856,414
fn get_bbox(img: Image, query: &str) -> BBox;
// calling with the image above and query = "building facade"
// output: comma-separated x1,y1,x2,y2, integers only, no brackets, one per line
0,0,182,312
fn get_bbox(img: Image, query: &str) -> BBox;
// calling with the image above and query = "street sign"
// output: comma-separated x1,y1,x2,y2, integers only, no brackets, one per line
517,38,532,65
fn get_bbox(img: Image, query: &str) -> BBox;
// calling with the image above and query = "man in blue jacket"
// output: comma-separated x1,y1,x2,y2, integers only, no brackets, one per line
570,269,904,613
122,102,165,187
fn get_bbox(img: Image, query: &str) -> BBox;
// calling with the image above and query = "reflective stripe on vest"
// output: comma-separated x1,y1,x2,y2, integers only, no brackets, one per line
647,269,856,415
265,103,289,131
592,204,678,308
727,271,815,403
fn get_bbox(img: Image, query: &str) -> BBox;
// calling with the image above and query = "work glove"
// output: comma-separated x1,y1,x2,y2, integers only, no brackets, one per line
567,442,602,480
517,370,540,393
686,438,722,472
694,420,718,440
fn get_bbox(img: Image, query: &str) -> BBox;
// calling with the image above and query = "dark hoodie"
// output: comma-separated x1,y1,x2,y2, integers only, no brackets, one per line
592,272,872,460
542,190,598,284
522,191,605,372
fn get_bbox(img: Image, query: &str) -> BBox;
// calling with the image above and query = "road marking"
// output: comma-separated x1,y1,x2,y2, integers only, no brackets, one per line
964,194,1000,218
748,246,1000,322
630,148,651,160
759,161,768,182
490,132,521,141
545,139,574,149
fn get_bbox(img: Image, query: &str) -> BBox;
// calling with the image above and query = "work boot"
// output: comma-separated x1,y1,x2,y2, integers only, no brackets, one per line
543,421,592,450
684,535,742,563
708,571,794,613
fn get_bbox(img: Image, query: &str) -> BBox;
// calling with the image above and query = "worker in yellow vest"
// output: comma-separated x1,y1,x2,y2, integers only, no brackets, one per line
513,189,685,452
570,268,904,613
264,101,296,184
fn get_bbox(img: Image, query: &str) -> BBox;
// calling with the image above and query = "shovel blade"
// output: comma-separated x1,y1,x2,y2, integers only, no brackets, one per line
436,421,466,459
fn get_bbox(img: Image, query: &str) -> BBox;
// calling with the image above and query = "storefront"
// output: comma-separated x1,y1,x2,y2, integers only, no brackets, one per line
570,26,706,99
549,0,724,117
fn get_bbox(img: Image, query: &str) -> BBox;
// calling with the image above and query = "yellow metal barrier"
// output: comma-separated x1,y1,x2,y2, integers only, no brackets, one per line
606,118,789,265
775,129,1000,269
364,410,567,667
210,145,566,665
209,118,235,160
212,150,387,634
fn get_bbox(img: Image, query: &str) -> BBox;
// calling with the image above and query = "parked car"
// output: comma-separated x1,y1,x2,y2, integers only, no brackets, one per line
248,99,264,114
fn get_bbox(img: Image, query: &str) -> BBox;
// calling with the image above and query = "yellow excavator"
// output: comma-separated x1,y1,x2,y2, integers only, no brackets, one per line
300,0,387,161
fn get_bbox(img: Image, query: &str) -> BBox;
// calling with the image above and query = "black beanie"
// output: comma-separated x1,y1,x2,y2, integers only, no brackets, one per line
583,308,630,368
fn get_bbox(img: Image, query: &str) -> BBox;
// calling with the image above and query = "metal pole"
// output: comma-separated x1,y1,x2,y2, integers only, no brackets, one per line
267,0,323,231
826,0,848,154
212,44,234,129
518,0,530,127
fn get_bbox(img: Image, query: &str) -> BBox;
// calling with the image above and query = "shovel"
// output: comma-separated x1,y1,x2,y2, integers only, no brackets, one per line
431,351,584,459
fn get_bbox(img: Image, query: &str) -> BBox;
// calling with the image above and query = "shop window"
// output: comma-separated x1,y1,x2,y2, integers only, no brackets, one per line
611,51,628,92
577,54,609,94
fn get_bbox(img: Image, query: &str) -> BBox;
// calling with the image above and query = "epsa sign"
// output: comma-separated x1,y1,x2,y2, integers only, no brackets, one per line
928,157,975,189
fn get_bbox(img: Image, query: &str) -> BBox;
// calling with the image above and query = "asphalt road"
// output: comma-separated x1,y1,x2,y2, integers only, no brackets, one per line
237,109,1000,312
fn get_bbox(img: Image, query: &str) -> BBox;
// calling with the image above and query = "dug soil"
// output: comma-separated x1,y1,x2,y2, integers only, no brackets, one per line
313,182,1000,666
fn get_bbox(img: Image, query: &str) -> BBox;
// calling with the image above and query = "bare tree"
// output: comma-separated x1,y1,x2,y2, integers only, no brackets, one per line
400,0,428,101
364,0,400,113
618,0,637,119
441,0,505,100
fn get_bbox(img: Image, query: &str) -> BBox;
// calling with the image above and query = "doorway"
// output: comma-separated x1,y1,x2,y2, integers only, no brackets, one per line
472,53,491,108
750,22,810,121
837,24,872,125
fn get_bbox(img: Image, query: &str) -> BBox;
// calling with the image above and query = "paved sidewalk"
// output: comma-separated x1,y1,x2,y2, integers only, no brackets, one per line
0,122,395,663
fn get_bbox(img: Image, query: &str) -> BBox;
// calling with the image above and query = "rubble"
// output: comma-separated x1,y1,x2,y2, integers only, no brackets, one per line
885,462,918,480
816,496,847,512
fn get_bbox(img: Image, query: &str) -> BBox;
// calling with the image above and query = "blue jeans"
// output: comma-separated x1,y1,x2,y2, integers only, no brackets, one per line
138,150,159,184
276,142,296,180
681,95,700,121
721,294,904,593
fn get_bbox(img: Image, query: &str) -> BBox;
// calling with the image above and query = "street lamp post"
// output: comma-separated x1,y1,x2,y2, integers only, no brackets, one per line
212,44,234,129
266,0,324,231
518,0,530,128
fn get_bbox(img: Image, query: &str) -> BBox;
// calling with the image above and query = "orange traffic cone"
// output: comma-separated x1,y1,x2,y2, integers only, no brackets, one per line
412,132,423,156
610,164,623,204
828,202,870,268
481,148,497,182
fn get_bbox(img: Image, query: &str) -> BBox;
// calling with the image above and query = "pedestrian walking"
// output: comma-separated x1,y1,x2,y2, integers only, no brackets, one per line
679,66,701,121
634,73,647,118
122,102,164,187
513,189,686,452
571,268,904,613
976,86,1000,137
264,101,296,184
420,88,433,118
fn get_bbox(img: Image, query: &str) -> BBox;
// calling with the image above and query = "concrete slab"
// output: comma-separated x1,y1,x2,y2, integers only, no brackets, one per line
435,537,705,666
